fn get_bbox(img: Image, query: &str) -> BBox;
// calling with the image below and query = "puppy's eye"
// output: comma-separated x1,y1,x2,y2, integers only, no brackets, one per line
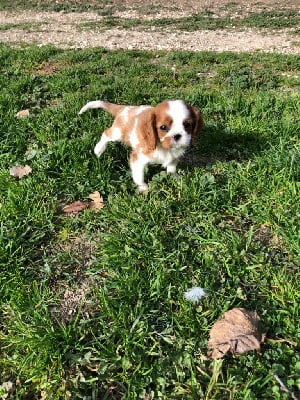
184,122,191,129
160,125,168,131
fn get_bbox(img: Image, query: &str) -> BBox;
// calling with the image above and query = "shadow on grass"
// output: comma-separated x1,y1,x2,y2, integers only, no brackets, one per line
181,125,268,168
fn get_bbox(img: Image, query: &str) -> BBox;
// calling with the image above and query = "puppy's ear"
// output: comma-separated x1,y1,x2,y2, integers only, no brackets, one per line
191,107,204,145
136,109,158,154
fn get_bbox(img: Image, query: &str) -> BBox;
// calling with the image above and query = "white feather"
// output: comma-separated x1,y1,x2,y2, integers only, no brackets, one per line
184,287,207,303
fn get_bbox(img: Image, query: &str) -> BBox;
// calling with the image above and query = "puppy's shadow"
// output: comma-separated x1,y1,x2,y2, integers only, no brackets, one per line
181,125,268,168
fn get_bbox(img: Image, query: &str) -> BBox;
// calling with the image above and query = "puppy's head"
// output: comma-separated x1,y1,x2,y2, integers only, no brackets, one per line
136,100,203,154
153,100,203,150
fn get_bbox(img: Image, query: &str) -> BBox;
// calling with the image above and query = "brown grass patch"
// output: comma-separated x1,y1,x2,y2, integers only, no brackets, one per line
49,277,99,325
34,60,68,75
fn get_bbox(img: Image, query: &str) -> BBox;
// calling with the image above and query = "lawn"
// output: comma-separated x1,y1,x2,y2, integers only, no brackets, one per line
0,43,299,399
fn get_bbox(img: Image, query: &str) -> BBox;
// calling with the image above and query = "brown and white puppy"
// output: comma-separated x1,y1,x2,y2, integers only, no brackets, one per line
79,99,204,192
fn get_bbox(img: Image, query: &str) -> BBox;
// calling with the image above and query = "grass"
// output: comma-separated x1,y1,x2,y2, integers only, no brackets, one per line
0,22,46,32
0,0,117,14
0,44,299,399
78,10,300,33
0,0,299,32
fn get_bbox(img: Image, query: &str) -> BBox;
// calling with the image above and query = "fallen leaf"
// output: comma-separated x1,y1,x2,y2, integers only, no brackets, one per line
207,308,265,359
9,165,32,179
1,380,14,392
16,109,30,118
89,191,104,211
25,148,38,160
62,200,89,214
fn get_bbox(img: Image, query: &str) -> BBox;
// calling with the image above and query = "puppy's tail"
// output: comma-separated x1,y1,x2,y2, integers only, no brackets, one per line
78,100,126,117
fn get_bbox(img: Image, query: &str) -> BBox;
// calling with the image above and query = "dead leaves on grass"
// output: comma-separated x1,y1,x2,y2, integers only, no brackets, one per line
62,191,104,214
6,158,272,364
9,161,104,214
16,109,30,118
88,191,104,210
62,200,88,213
207,308,265,359
9,164,32,179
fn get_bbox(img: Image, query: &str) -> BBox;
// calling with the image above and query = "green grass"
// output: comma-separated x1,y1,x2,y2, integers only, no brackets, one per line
78,9,300,33
0,0,116,14
0,44,299,399
0,22,46,32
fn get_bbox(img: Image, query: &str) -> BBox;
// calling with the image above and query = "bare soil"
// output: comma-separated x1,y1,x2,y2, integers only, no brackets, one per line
0,0,299,53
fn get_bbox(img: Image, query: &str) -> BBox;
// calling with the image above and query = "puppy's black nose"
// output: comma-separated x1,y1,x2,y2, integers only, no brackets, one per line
173,134,182,142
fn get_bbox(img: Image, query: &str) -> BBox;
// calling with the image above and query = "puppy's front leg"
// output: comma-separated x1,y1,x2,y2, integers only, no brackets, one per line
166,160,180,180
130,152,149,192
166,162,178,175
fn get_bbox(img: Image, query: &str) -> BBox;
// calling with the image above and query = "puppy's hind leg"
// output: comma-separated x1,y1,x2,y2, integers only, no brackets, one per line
130,151,149,192
94,127,123,157
94,129,111,157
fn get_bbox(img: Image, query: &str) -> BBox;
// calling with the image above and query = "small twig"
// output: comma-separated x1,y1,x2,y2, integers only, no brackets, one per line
272,373,299,400
267,338,297,347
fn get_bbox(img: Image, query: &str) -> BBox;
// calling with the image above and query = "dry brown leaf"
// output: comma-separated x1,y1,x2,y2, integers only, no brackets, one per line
62,200,89,214
16,109,30,118
62,193,104,214
89,191,104,211
207,308,265,359
10,165,32,179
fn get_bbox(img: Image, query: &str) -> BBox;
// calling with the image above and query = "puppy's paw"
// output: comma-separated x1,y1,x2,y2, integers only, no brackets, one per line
170,172,180,180
94,143,105,157
138,183,149,193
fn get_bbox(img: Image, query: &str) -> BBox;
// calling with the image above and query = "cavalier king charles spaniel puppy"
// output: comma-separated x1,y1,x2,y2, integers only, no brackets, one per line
79,99,203,192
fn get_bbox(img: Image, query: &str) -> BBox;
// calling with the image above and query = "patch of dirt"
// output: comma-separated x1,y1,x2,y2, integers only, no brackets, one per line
44,235,103,325
0,0,299,53
33,60,69,75
49,277,98,325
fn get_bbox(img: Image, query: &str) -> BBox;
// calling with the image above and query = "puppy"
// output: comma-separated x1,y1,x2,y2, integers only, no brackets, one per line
79,99,204,192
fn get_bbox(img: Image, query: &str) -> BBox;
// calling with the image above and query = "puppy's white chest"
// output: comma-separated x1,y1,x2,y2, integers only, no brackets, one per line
151,146,186,167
